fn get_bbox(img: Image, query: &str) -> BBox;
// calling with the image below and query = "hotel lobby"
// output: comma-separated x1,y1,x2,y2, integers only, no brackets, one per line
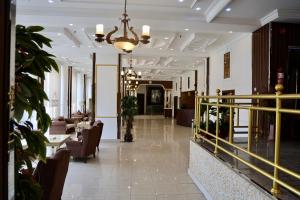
1,0,300,200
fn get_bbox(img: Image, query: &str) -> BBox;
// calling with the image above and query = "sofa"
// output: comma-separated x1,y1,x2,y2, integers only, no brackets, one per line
50,117,76,135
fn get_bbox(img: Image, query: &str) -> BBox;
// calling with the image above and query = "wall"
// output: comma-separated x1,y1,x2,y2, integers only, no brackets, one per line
209,33,252,95
209,33,252,125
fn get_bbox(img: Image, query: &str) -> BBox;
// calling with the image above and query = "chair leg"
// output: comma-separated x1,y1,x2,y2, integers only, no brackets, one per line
97,146,99,152
93,153,95,158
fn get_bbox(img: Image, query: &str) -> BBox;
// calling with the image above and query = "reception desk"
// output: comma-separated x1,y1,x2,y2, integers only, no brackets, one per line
176,109,194,127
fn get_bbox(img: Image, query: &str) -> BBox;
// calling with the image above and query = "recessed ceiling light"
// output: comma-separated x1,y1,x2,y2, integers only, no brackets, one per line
57,33,62,36
48,0,54,3
184,28,189,31
159,48,162,50
178,0,184,2
164,37,169,40
196,7,201,11
69,23,74,26
225,7,231,12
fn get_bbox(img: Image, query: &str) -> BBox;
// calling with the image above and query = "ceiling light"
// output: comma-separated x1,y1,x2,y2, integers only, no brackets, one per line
184,28,189,31
228,31,233,34
57,33,62,36
72,45,75,48
95,0,150,53
225,7,231,12
178,0,184,2
48,0,54,3
69,23,73,26
159,48,162,50
196,7,201,11
164,37,169,40
88,45,92,48
170,48,174,51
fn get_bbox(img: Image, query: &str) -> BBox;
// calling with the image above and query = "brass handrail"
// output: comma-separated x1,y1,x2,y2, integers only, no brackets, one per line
193,84,300,197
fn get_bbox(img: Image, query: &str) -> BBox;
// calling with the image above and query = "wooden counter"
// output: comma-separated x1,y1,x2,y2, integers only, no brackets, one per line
176,109,194,127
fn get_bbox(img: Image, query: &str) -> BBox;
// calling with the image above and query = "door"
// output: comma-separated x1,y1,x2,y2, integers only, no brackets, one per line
174,96,178,118
283,47,300,139
137,93,145,115
0,1,15,199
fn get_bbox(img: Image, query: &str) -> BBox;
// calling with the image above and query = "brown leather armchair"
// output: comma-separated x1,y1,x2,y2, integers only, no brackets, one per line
93,120,104,151
66,125,100,162
33,148,71,200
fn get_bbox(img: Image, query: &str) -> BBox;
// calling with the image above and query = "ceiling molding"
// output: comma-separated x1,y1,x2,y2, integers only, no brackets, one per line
63,27,81,47
260,9,279,26
205,0,232,23
260,9,300,26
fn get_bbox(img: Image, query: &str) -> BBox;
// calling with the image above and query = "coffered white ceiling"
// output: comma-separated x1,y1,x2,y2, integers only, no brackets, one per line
17,0,300,80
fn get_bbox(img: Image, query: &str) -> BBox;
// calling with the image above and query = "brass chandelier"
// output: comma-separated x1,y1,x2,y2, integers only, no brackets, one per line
121,54,142,81
95,0,151,53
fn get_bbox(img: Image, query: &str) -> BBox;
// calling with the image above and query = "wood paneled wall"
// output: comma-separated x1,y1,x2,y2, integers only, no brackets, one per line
270,22,300,91
180,91,195,109
252,23,270,94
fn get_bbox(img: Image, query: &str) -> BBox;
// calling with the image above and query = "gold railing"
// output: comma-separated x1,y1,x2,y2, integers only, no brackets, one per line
194,84,300,197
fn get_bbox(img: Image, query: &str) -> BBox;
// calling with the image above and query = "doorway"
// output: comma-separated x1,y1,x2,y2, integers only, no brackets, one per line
283,47,300,139
174,96,178,118
137,93,145,115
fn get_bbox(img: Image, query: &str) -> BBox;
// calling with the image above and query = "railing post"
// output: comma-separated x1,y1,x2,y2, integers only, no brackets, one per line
229,106,234,143
248,109,253,152
271,84,284,196
206,104,209,132
214,89,221,155
194,96,198,140
237,108,240,127
255,92,260,140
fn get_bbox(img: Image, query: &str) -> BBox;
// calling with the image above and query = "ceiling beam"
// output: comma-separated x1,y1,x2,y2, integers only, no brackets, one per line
260,9,300,26
205,0,232,23
63,27,81,47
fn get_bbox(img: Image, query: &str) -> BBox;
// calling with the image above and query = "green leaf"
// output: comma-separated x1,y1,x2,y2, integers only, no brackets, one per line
26,26,44,33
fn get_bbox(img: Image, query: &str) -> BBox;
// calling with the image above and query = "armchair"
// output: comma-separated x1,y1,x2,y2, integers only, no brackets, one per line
33,148,71,200
66,125,100,162
93,120,104,151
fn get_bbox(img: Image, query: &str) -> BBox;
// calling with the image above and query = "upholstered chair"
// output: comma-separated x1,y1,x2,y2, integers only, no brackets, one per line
66,125,100,162
33,148,71,200
93,120,104,151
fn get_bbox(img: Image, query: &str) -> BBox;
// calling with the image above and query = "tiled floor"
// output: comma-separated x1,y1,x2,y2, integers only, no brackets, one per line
62,116,206,200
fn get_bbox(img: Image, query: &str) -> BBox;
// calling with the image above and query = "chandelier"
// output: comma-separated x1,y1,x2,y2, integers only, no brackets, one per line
121,54,142,81
95,0,151,53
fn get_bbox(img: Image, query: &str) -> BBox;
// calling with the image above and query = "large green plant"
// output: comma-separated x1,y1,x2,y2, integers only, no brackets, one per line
121,95,138,142
13,25,59,200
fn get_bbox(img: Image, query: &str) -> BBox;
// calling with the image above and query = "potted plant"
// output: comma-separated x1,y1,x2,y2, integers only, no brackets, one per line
121,95,138,142
13,25,59,199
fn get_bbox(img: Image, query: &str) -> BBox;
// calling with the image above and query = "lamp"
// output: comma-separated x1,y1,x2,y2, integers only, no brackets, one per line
95,0,151,53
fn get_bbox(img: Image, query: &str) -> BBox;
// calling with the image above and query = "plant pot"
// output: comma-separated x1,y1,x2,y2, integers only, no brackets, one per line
124,133,133,142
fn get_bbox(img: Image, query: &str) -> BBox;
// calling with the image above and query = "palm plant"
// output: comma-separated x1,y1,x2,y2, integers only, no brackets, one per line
13,25,59,200
121,96,138,142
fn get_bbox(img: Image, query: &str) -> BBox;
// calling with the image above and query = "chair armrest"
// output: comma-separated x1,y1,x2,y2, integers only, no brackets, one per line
66,140,82,147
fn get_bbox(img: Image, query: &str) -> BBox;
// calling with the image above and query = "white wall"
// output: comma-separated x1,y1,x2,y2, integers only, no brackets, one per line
209,33,252,125
209,33,252,95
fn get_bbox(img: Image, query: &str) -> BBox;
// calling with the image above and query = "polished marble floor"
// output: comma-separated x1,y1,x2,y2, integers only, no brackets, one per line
62,116,206,200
